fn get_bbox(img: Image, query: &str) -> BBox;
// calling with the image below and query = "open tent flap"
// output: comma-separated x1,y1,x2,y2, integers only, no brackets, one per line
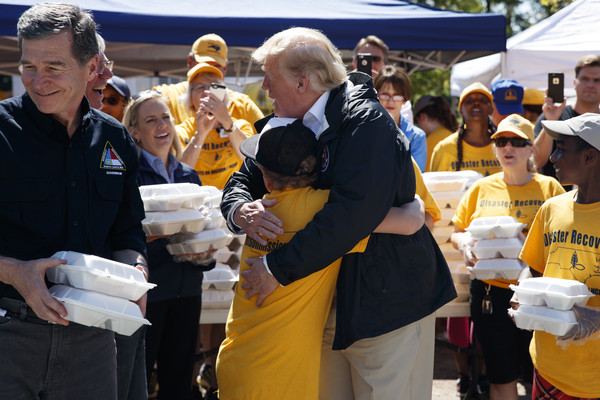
451,0,600,96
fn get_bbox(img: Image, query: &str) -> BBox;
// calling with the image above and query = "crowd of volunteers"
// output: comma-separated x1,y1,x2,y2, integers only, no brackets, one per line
0,3,599,400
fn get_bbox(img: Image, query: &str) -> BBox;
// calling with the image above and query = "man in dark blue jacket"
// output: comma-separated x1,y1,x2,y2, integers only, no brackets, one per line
220,27,455,399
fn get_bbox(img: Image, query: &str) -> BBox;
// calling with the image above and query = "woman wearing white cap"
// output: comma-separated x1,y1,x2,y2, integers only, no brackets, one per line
451,115,564,400
177,62,254,189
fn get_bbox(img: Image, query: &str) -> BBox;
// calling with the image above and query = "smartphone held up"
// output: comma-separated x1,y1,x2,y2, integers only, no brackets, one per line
548,73,564,103
357,53,372,75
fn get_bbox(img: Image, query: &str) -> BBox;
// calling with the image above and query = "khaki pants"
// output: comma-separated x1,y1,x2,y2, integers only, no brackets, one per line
320,306,435,400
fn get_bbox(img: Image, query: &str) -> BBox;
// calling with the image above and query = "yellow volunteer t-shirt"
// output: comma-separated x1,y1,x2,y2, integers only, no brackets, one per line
414,158,441,222
453,173,564,289
429,132,502,176
216,187,369,400
520,191,600,398
176,117,253,189
425,124,453,172
155,81,264,132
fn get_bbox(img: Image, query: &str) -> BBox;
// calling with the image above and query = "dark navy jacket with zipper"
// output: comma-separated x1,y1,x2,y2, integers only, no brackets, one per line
137,155,214,303
221,73,456,349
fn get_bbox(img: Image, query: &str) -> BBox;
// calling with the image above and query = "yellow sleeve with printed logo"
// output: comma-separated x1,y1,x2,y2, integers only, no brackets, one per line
520,192,600,398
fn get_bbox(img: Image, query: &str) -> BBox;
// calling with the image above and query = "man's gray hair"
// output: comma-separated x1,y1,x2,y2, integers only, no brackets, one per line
17,2,98,66
252,27,347,93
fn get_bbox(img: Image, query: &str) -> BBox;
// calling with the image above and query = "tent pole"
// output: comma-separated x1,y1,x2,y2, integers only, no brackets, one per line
500,51,506,79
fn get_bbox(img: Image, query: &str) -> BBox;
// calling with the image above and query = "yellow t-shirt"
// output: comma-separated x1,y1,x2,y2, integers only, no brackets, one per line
429,132,502,176
520,191,600,398
425,124,453,172
154,81,264,132
414,158,441,222
453,173,564,288
176,117,254,189
216,187,369,400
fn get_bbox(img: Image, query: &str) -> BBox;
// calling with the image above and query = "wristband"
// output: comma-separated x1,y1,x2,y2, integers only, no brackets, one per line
223,122,235,133
131,261,148,270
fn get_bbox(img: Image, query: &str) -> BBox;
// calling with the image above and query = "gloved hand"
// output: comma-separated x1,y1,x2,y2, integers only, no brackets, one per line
453,231,477,266
557,305,600,344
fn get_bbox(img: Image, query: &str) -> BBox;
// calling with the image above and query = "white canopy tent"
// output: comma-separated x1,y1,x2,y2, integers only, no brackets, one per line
451,0,600,97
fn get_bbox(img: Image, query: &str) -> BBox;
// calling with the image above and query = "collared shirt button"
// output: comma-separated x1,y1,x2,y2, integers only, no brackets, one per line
73,220,79,227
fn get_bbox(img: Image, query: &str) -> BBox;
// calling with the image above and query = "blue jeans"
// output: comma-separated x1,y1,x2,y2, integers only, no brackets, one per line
0,316,117,400
116,327,148,400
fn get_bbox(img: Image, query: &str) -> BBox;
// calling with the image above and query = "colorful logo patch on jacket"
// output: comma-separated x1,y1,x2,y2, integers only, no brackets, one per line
100,141,126,171
321,145,330,173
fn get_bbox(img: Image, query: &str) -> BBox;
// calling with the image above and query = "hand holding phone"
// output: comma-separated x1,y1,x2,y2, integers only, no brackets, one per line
548,73,564,103
210,83,226,101
357,53,373,75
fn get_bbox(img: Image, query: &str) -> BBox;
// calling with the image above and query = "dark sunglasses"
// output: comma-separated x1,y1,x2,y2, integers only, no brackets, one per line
102,96,122,106
492,137,532,148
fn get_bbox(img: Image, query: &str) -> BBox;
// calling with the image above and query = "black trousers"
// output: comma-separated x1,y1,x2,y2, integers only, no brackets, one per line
145,295,202,399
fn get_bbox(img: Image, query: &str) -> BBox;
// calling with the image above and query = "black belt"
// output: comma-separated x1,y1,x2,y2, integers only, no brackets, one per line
0,298,47,324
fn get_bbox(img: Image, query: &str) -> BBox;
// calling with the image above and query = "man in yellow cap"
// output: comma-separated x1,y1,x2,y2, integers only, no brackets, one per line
154,33,264,130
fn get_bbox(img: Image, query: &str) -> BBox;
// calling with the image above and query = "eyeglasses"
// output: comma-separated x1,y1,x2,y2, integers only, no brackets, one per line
492,137,532,148
102,96,121,106
99,59,114,77
191,83,211,93
378,94,404,102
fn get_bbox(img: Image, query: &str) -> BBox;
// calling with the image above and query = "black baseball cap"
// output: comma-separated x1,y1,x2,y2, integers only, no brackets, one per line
240,119,317,177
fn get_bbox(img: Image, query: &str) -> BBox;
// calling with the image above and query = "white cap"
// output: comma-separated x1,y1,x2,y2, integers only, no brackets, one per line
542,113,600,151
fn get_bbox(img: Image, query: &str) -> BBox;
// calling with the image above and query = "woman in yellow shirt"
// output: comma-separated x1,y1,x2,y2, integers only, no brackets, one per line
451,115,564,400
430,82,501,176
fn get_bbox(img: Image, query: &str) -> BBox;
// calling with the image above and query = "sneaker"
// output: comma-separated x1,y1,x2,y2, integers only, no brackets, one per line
197,363,216,394
476,375,490,396
456,375,470,398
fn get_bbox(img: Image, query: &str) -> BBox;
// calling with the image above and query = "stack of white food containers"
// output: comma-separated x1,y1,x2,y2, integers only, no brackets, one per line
423,171,483,302
467,216,527,280
46,251,155,335
509,277,593,336
140,184,239,321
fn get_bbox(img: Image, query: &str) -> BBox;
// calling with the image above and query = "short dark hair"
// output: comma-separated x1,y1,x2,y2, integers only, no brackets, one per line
575,55,600,78
374,65,412,100
259,159,318,191
17,2,98,66
353,35,389,63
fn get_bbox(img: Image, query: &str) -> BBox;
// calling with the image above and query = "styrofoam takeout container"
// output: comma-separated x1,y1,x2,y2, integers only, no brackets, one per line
508,304,577,336
139,183,206,212
203,263,238,290
202,288,234,309
432,191,464,209
50,285,150,336
466,216,525,239
423,171,483,192
204,208,226,230
166,228,232,255
510,277,593,310
197,186,223,209
47,251,155,301
468,258,525,281
471,237,522,259
142,209,206,236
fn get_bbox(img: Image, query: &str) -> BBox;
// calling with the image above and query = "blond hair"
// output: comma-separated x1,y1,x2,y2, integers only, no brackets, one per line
122,91,183,158
252,27,347,92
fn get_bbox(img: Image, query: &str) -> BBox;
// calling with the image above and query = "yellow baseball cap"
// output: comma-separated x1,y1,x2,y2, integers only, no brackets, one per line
491,114,534,142
187,62,224,82
458,82,493,110
522,88,545,105
191,34,228,67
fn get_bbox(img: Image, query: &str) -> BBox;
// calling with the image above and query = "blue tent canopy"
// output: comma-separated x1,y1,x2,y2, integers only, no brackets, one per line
0,0,506,78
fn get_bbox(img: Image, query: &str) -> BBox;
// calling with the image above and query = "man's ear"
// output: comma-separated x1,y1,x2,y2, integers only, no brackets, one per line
297,75,310,94
86,54,99,82
584,147,598,165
